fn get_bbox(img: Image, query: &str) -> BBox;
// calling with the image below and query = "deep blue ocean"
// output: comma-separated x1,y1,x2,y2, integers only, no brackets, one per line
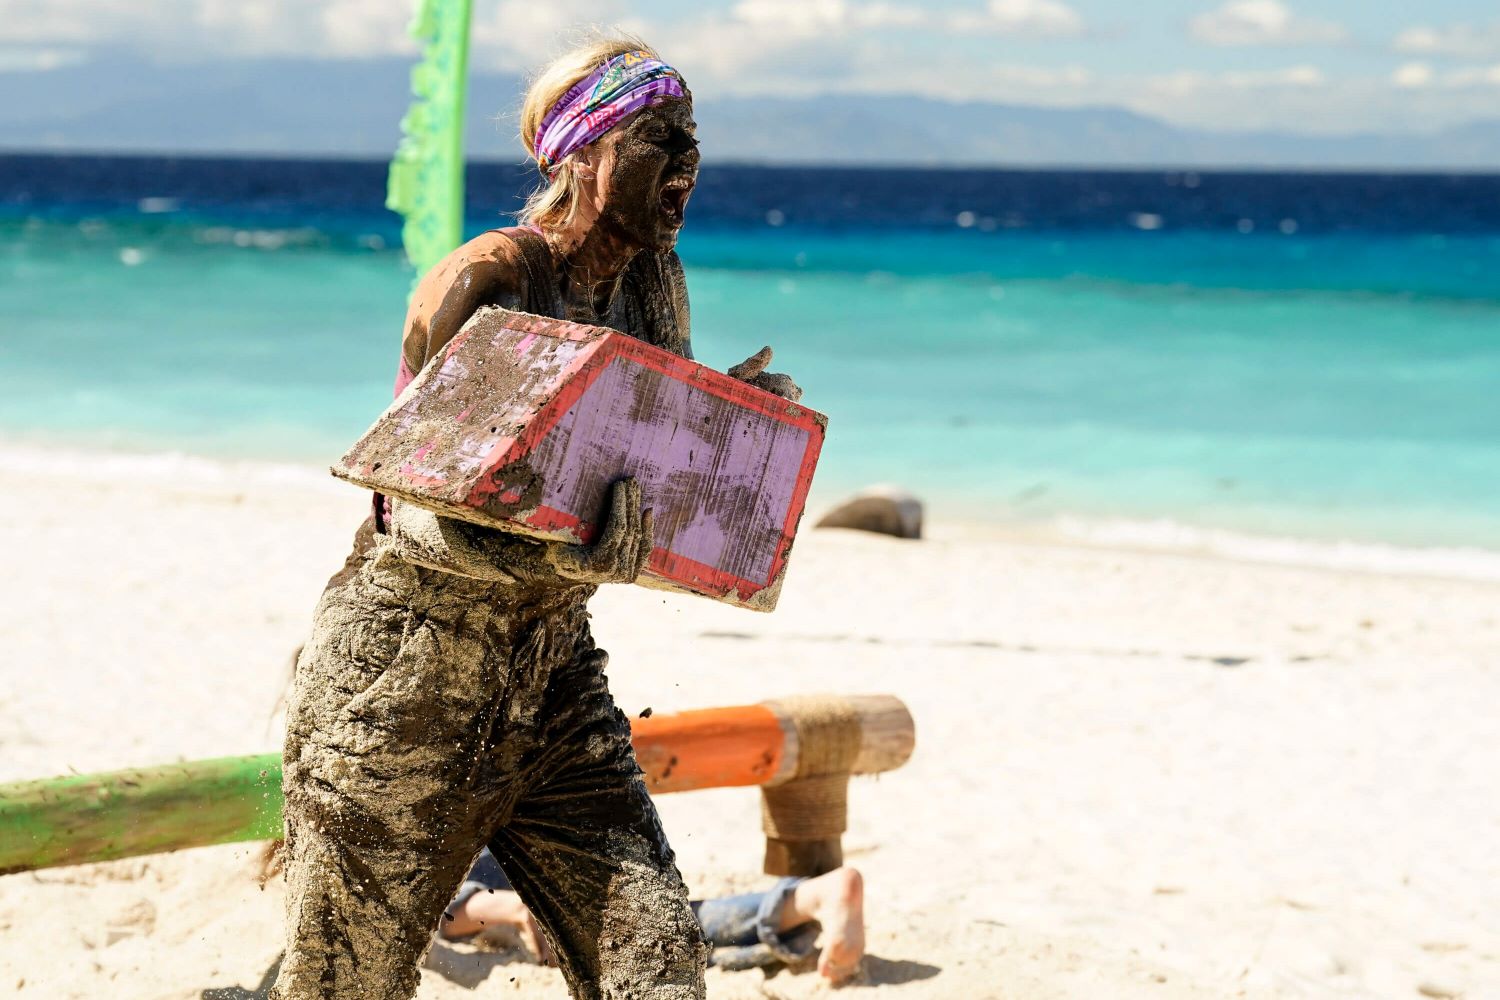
3,154,1499,569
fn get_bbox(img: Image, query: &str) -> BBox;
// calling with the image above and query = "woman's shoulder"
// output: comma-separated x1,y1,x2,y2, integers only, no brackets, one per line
403,228,544,376
412,229,534,308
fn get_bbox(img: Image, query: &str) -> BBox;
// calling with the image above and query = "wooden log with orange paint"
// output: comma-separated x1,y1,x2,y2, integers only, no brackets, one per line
636,695,916,876
0,695,914,878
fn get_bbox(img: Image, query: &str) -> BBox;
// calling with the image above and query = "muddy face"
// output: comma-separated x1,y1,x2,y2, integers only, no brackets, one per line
593,97,700,252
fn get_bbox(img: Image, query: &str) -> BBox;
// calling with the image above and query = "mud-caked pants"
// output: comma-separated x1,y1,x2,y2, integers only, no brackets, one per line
269,542,706,1000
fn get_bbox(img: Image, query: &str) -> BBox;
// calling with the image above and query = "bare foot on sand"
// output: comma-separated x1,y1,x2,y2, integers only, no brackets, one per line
784,867,866,984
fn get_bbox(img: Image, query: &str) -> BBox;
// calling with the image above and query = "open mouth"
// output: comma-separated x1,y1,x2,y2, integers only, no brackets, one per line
659,175,693,226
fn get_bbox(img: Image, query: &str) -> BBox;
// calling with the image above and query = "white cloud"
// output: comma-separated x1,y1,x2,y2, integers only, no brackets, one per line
315,1,417,59
1447,65,1500,87
1394,22,1500,59
469,0,645,70
657,0,1089,100
646,1,930,95
1396,63,1500,89
984,62,1092,88
838,58,1094,101
1389,57,1500,92
726,0,1089,38
0,0,633,66
1148,64,1326,97
948,0,1086,38
0,46,86,71
1189,1,1345,47
730,0,926,34
850,3,929,30
0,0,409,57
0,1,127,44
1391,62,1434,89
0,0,1081,86
7,0,1500,137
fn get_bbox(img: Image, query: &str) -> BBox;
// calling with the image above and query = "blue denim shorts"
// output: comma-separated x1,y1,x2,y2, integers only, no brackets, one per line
448,848,817,970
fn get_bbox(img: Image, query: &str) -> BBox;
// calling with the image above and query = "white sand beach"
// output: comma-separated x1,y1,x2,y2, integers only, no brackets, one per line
1,447,1497,999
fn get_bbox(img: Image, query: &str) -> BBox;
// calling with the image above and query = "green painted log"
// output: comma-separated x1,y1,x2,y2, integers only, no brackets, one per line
0,753,283,876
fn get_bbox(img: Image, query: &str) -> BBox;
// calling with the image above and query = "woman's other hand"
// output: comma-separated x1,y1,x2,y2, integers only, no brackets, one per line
728,345,803,402
546,478,655,585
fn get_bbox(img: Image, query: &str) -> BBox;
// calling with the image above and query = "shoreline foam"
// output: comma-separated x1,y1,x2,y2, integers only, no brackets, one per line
1044,514,1500,583
9,440,1498,587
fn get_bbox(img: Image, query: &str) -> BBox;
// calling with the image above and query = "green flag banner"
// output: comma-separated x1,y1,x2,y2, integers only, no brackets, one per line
386,0,474,286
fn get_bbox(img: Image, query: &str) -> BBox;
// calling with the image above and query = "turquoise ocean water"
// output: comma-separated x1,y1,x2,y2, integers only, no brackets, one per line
3,156,1499,570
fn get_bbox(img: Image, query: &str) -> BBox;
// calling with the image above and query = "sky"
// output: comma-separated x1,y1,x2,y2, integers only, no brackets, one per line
4,0,1500,134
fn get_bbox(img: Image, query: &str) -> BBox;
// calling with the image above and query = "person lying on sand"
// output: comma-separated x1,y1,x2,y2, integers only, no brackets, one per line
437,849,866,984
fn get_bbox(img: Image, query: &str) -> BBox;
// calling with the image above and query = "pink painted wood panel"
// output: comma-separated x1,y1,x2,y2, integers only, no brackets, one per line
334,307,826,611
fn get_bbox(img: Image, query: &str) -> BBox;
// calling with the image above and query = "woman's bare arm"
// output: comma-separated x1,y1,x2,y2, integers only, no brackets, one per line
402,233,531,381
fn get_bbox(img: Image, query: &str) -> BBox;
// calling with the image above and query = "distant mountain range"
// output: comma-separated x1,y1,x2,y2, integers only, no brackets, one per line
5,53,1500,170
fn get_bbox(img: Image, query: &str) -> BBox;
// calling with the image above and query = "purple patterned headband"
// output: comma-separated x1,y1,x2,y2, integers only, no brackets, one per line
534,50,686,175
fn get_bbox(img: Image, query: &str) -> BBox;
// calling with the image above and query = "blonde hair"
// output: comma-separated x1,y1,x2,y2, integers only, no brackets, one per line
516,34,662,230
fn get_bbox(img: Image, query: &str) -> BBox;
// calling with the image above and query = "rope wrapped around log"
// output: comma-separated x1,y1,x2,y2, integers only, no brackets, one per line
759,695,866,877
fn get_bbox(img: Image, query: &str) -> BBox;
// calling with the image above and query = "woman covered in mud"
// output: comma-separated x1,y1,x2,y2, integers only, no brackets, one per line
271,38,798,1000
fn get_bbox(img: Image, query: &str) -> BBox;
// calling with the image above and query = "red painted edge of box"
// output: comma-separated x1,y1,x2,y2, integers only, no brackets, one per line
464,330,826,602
